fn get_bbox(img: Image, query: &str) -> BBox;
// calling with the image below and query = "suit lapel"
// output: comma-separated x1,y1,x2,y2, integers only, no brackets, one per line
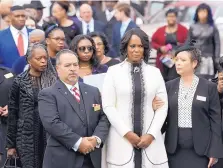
56,81,85,123
169,79,180,124
125,21,134,33
79,83,90,125
192,78,202,114
7,28,20,56
117,22,121,42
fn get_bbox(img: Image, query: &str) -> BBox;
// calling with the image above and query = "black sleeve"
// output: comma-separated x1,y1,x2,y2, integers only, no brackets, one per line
6,78,20,149
207,82,223,158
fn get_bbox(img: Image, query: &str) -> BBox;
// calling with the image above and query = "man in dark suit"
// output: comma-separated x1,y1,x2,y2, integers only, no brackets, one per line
38,49,110,168
96,1,118,44
0,6,32,68
78,4,105,35
111,3,138,58
0,66,14,167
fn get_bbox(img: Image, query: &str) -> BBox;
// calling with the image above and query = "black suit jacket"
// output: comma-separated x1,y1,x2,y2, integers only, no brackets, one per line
78,20,106,34
165,77,223,158
96,11,118,44
38,80,110,168
111,21,138,58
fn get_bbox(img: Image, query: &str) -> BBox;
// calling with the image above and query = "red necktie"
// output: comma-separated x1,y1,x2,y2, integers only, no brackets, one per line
17,33,24,56
73,87,81,103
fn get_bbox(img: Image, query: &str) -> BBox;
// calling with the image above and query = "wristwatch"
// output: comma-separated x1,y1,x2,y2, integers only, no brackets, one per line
93,136,101,148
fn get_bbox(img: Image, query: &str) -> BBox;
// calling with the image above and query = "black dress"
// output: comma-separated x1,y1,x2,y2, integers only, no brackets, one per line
31,76,46,168
162,32,179,82
104,58,120,67
60,22,81,44
131,63,144,168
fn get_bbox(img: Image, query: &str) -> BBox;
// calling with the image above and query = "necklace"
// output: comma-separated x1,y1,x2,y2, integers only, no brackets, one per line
80,65,91,69
100,55,106,64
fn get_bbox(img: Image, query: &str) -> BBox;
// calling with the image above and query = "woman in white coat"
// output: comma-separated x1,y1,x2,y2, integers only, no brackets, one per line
102,28,169,168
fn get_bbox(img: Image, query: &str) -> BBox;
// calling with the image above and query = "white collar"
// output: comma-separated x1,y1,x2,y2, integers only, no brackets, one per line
105,9,115,15
122,18,131,25
10,25,27,35
62,81,79,91
82,18,94,26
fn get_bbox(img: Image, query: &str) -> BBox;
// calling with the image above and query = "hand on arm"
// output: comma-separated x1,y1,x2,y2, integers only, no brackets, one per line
152,96,165,111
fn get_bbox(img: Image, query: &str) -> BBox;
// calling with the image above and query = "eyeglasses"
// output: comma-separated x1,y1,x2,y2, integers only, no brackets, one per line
78,46,94,52
50,37,66,42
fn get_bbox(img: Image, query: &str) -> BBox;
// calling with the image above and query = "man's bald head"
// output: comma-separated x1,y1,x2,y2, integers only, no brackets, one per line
79,3,93,23
29,29,45,44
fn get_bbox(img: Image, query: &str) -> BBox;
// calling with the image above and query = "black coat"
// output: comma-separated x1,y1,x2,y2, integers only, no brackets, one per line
7,68,57,168
164,77,223,158
0,67,14,166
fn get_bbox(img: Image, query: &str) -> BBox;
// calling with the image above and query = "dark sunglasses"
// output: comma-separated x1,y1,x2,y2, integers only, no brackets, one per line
78,46,94,52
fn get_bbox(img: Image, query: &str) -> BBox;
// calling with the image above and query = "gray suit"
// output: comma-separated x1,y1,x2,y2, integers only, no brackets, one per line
38,80,110,168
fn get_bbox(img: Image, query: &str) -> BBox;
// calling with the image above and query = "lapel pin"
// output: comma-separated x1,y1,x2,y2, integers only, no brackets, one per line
85,92,87,94
65,92,67,95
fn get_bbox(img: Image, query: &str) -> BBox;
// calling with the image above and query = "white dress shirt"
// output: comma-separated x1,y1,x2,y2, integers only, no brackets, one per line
62,81,101,152
10,25,29,55
120,18,131,38
82,19,94,35
105,9,115,21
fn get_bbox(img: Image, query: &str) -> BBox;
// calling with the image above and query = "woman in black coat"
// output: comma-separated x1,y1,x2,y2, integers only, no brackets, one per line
6,43,57,168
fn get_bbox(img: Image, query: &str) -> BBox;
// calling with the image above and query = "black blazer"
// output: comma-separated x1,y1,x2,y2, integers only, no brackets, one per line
38,80,110,168
164,77,223,158
111,21,138,58
96,11,118,44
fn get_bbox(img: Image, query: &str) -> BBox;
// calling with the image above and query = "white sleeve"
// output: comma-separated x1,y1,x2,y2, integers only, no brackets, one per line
147,69,168,139
102,68,131,137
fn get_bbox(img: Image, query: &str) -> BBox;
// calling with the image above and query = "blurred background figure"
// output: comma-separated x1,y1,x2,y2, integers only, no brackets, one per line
51,1,81,44
96,1,118,57
96,1,118,44
30,0,45,27
43,23,66,67
70,34,108,81
0,5,32,68
23,3,38,22
151,9,188,82
26,16,37,29
187,3,220,80
0,66,14,167
2,14,11,28
12,29,46,75
90,32,120,67
0,0,13,30
111,2,138,58
78,3,105,35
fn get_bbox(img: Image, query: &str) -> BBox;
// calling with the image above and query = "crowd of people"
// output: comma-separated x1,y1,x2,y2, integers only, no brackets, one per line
0,0,223,168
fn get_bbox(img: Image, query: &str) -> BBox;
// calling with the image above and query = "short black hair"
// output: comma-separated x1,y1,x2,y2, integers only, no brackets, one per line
69,35,99,67
56,49,77,65
165,8,178,17
120,28,150,63
89,32,109,55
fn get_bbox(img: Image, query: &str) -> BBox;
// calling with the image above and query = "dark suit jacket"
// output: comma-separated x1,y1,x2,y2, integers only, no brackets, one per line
164,77,223,158
0,27,32,68
0,67,14,161
96,11,118,44
111,21,138,58
78,20,106,34
38,80,110,168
